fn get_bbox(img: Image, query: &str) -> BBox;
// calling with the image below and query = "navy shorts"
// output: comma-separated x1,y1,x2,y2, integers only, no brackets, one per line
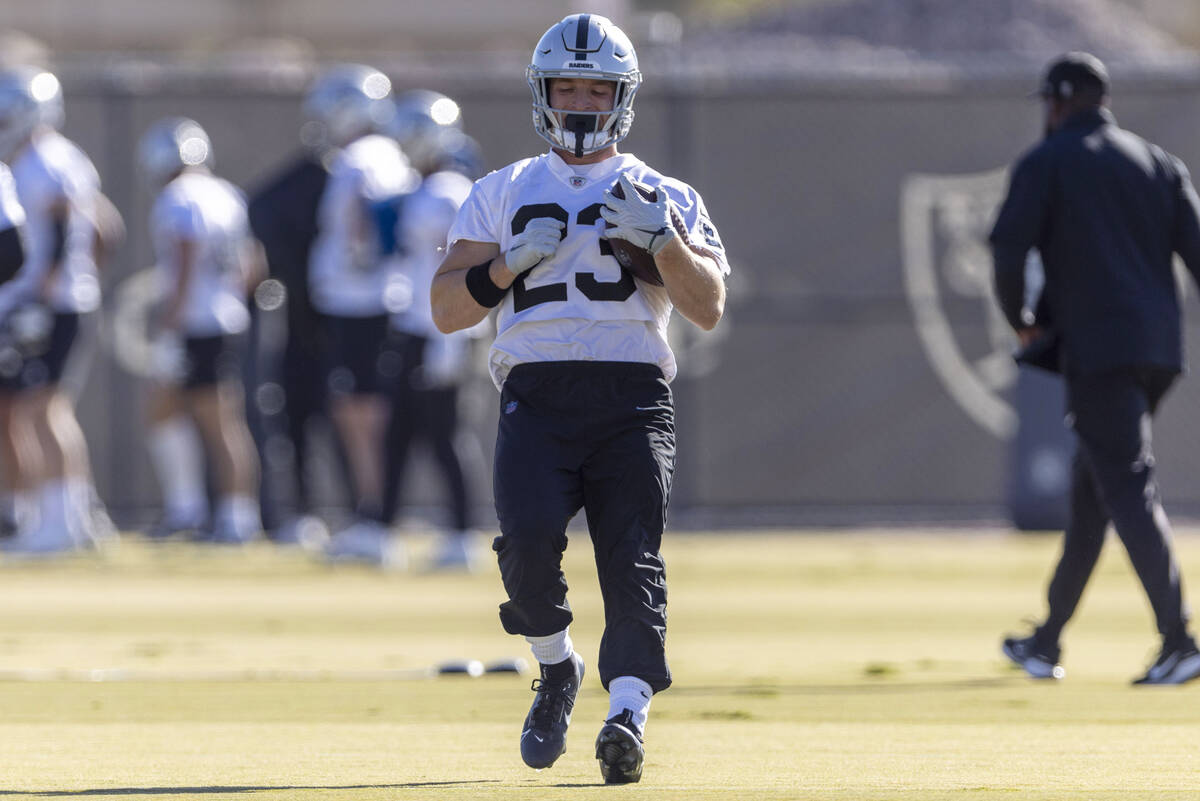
182,334,244,389
324,314,396,397
0,310,80,392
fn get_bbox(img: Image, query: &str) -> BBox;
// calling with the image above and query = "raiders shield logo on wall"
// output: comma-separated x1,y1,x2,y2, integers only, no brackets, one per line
900,168,1020,440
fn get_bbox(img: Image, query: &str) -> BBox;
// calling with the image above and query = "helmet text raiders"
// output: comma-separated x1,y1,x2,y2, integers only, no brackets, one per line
526,13,641,158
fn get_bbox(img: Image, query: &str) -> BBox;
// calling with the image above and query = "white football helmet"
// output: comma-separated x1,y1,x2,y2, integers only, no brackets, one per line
389,89,462,175
304,64,393,148
137,117,214,185
0,67,64,161
527,13,641,157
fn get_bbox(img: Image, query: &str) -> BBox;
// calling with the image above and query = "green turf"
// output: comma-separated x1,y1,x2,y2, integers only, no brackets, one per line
1,529,1199,799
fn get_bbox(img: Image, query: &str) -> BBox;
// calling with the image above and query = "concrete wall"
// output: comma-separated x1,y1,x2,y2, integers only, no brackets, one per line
47,62,1200,526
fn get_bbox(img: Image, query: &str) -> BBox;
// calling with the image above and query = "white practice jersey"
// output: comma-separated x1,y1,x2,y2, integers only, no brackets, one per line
150,171,252,337
309,134,421,317
393,169,475,338
0,162,24,231
447,151,729,390
9,131,103,313
0,162,27,316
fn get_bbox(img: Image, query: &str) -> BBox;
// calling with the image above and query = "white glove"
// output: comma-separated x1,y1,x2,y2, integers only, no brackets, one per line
504,217,565,275
600,174,678,256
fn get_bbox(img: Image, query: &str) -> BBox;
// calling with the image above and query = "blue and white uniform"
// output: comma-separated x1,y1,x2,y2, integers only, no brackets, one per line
309,134,419,318
8,131,102,314
309,133,420,396
150,170,252,387
151,171,252,338
3,131,105,389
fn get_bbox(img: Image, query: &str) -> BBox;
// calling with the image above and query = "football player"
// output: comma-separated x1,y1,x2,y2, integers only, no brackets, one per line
0,157,28,538
382,90,485,570
306,64,420,567
431,13,729,784
139,117,263,544
0,67,123,555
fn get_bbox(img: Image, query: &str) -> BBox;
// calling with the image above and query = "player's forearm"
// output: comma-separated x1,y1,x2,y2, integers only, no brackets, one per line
431,257,515,334
657,239,725,331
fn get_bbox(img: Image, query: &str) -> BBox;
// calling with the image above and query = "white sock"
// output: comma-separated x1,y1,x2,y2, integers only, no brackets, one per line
149,417,208,520
66,477,95,522
216,494,261,534
607,676,652,734
12,490,34,527
37,479,71,528
526,629,574,666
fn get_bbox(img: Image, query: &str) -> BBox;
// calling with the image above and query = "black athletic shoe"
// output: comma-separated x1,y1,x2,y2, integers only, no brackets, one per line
520,653,584,769
1002,632,1064,680
595,709,645,784
1132,639,1200,686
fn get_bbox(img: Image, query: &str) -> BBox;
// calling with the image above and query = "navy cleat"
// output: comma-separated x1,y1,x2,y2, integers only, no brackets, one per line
520,652,584,769
1002,632,1064,680
595,709,645,784
1133,638,1200,686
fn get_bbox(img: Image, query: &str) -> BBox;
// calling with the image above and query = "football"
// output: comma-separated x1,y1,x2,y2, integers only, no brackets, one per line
606,178,665,286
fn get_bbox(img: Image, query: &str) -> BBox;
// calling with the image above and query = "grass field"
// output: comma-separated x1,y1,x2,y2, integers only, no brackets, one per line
2,528,1200,800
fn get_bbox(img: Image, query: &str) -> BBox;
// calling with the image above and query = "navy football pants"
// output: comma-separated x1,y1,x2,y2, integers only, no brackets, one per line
492,361,675,693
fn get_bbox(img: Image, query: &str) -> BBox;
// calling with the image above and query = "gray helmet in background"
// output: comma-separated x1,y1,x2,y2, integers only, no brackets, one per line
526,13,641,157
389,89,462,175
137,117,214,186
303,63,393,149
0,66,64,161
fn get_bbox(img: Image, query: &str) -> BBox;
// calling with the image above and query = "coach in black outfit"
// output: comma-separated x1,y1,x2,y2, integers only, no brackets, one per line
990,52,1200,685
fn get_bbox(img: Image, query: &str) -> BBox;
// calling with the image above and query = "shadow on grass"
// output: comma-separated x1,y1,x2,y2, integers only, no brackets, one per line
671,677,1018,696
0,781,499,796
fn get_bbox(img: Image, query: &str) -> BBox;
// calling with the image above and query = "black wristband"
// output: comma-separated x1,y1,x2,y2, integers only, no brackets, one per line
466,260,508,308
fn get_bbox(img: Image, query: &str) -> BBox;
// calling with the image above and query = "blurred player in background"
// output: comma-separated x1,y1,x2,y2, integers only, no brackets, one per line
432,13,729,784
245,73,339,548
0,66,123,555
382,89,486,571
139,116,263,544
307,64,419,566
992,53,1200,685
0,156,28,538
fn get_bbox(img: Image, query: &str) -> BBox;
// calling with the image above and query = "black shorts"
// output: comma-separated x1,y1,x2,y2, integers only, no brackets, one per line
182,334,244,389
0,310,80,392
324,314,395,397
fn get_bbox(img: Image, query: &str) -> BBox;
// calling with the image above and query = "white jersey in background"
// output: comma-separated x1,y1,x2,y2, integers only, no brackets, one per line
392,168,474,338
9,130,103,313
447,151,730,390
0,162,24,231
309,134,420,318
150,171,252,337
0,162,26,314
